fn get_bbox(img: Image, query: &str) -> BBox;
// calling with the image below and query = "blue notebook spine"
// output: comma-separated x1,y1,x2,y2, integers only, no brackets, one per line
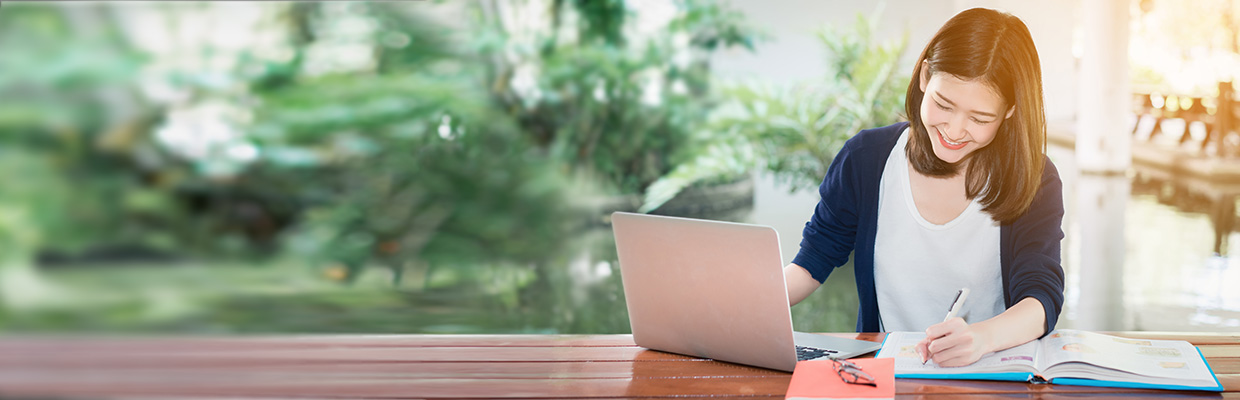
895,372,1034,382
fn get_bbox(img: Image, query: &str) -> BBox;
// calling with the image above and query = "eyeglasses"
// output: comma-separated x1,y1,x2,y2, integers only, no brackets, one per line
827,356,877,387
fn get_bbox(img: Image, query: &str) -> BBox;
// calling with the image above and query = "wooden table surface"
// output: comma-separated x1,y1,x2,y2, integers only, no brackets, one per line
1,332,1236,399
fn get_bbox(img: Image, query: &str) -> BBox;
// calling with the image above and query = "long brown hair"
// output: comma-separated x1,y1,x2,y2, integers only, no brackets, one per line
904,8,1046,224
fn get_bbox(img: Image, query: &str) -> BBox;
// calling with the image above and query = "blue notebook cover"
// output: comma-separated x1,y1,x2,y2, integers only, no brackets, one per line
880,333,1224,392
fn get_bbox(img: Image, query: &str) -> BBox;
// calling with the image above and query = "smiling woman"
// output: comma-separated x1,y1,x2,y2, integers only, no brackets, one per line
904,8,1047,225
782,7,1065,369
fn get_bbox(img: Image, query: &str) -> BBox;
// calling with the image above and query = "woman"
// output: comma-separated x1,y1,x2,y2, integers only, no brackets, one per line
783,8,1065,367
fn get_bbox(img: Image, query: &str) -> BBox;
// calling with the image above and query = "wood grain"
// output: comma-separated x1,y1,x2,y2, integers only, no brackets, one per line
0,332,1233,399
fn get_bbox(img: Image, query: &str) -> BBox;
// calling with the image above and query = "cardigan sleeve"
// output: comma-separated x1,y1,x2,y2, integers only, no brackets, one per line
1005,157,1067,337
791,137,864,284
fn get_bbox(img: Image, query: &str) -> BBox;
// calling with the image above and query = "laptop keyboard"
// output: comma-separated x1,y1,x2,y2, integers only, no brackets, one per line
795,345,838,361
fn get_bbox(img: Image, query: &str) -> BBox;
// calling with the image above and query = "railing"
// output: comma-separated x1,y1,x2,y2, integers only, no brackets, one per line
1132,81,1238,157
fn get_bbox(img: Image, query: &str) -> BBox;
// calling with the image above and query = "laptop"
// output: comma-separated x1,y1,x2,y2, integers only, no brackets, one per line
611,211,881,372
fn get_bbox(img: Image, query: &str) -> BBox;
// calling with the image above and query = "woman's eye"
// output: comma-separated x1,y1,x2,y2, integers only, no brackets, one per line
934,101,951,111
972,117,993,125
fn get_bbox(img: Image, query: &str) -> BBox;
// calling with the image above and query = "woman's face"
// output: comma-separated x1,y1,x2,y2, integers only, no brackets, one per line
919,70,1014,165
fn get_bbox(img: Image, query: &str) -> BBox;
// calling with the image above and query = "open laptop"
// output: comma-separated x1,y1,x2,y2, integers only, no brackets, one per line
611,211,881,372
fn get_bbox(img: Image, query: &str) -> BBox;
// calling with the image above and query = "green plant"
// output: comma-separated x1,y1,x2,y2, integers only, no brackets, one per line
481,0,759,195
0,3,194,258
0,1,763,284
640,8,908,211
256,75,580,283
743,9,908,190
235,3,583,283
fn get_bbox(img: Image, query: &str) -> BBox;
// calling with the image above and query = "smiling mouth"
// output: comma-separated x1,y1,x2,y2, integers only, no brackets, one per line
937,128,968,150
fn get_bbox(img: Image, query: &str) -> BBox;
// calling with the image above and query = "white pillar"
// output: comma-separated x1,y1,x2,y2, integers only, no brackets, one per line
1075,0,1131,173
1073,174,1129,331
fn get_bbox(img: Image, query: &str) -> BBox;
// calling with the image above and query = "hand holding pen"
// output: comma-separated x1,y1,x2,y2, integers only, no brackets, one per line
916,288,969,365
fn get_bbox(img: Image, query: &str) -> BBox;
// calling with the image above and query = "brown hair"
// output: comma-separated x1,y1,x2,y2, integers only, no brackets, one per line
904,8,1046,224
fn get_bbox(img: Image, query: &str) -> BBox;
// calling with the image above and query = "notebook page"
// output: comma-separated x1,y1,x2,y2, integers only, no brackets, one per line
877,332,1039,375
1039,330,1215,383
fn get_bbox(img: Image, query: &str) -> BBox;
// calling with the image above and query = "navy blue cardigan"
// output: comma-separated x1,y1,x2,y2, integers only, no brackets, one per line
790,122,1066,336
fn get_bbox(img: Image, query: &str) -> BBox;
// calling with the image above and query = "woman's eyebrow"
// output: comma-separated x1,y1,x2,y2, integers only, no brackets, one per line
935,92,998,118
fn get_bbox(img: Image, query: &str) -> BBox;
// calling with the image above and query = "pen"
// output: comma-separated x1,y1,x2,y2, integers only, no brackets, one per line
923,288,970,365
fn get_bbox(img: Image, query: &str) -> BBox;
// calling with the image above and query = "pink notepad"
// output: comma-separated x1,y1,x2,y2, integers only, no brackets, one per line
785,358,894,400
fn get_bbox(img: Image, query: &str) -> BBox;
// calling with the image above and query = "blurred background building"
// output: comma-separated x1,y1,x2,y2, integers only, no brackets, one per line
0,0,1235,335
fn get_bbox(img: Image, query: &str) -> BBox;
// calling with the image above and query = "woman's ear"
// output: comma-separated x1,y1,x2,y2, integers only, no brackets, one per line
919,61,930,92
1005,105,1015,119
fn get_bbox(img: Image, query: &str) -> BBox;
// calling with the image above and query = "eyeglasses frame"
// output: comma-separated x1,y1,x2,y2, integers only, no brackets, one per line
826,356,877,387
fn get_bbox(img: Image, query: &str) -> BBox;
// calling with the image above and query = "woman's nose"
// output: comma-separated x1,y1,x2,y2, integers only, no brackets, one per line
943,115,969,141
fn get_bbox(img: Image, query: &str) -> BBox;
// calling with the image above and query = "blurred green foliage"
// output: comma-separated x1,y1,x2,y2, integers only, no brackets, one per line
0,4,182,258
486,0,757,194
739,10,908,190
236,2,582,282
257,74,576,282
248,0,758,280
0,1,872,335
0,1,758,284
641,9,908,211
0,232,859,335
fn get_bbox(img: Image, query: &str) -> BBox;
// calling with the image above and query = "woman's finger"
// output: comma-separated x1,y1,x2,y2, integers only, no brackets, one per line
915,339,932,363
927,330,970,354
924,317,967,339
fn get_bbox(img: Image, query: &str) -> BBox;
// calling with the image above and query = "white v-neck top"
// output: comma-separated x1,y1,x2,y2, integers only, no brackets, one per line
873,128,1004,332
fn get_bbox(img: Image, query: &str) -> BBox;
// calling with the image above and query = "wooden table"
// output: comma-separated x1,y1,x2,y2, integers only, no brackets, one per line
1,332,1236,399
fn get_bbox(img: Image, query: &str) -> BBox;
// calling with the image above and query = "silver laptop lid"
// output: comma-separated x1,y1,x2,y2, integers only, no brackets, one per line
612,211,799,371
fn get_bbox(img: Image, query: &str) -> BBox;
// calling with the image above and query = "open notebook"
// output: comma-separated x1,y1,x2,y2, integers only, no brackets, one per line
876,329,1223,392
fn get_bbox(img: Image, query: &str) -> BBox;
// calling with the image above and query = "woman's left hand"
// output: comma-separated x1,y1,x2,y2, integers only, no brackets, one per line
914,317,992,367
